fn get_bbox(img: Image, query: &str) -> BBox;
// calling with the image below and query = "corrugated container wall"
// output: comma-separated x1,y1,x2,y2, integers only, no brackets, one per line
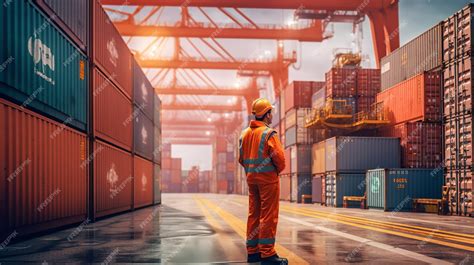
280,175,291,201
366,169,444,211
290,174,312,203
376,71,442,124
312,141,326,174
134,110,154,160
133,58,154,120
33,0,89,51
380,23,442,91
94,140,133,218
312,176,323,203
325,173,366,207
93,68,133,151
153,94,162,164
0,100,87,236
0,0,88,130
284,81,313,112
93,0,132,98
290,145,312,174
154,164,161,204
325,137,401,172
134,156,153,209
443,5,473,64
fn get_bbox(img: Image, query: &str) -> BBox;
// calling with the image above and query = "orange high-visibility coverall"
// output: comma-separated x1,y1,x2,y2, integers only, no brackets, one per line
238,120,285,258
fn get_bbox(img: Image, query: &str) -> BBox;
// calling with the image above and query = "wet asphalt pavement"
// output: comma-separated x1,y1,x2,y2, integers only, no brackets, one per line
0,193,473,264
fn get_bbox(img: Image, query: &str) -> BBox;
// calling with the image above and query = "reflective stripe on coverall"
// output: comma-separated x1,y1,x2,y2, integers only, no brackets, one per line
239,120,285,258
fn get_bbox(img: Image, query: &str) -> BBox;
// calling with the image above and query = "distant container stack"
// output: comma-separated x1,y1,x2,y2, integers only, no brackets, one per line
442,4,474,216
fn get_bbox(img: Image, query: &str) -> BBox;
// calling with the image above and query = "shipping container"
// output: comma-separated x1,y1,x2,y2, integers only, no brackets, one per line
284,81,313,112
154,126,162,164
284,108,314,147
154,164,161,204
366,168,444,211
312,175,324,203
0,0,88,131
380,122,442,168
444,114,473,170
442,4,473,64
33,0,89,51
93,0,132,98
325,137,401,172
312,141,326,174
280,174,291,201
154,94,162,127
171,169,181,185
133,58,154,120
377,71,442,124
271,97,281,128
312,89,326,109
94,140,133,218
443,57,472,118
281,148,291,175
312,81,326,95
325,172,366,207
381,23,442,91
93,68,133,151
134,109,154,161
290,145,312,174
445,170,473,215
0,99,87,236
133,156,153,209
291,174,312,203
218,180,228,194
357,69,381,96
325,68,357,98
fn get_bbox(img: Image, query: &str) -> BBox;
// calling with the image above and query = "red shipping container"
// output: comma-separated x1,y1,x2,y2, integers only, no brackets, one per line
280,174,291,201
93,68,133,151
162,158,172,169
357,96,376,113
94,140,133,218
325,68,357,98
218,180,228,194
93,0,132,98
171,158,182,170
312,81,325,95
379,122,442,168
376,71,442,124
0,99,87,235
284,81,313,113
216,137,227,152
281,148,291,175
134,156,153,208
444,114,473,170
443,57,472,118
171,169,181,184
357,69,381,96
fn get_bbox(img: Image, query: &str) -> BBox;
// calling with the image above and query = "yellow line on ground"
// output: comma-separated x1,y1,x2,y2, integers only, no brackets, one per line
194,196,223,230
234,196,474,241
198,197,309,265
279,206,474,252
281,206,474,245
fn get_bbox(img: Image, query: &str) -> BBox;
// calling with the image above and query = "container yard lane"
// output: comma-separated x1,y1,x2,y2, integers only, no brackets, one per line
0,193,473,264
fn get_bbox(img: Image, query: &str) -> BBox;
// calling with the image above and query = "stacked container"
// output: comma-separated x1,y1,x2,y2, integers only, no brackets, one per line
161,143,172,192
213,136,235,194
443,4,474,216
311,137,401,207
0,0,89,238
377,71,442,168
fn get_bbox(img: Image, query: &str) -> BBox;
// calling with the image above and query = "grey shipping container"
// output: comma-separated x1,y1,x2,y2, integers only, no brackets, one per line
0,0,88,130
366,168,444,211
312,175,323,203
134,108,154,161
33,0,89,51
154,164,161,204
271,97,281,128
290,144,312,174
133,58,154,120
312,88,326,109
325,172,366,207
285,126,314,147
325,137,401,172
291,173,312,203
381,23,442,91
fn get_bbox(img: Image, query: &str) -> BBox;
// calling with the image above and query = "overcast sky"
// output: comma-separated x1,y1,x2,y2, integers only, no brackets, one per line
160,0,472,170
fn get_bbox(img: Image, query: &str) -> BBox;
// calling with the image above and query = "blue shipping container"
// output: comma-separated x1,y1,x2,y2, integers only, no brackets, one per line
325,173,366,207
366,168,444,211
291,173,312,203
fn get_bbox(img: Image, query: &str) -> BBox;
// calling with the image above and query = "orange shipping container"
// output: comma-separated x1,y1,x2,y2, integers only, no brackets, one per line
134,156,153,209
94,140,133,218
281,148,291,175
0,99,87,236
280,175,291,201
376,71,442,124
218,180,228,194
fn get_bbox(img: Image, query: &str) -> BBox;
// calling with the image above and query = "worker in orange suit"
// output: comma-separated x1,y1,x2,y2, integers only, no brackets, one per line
239,98,287,265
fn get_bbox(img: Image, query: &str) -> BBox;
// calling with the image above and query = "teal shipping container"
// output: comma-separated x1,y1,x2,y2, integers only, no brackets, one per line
366,168,444,211
0,0,88,130
325,172,366,207
290,173,312,203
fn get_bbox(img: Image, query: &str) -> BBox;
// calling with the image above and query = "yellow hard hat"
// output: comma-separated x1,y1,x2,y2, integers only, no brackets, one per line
252,98,273,118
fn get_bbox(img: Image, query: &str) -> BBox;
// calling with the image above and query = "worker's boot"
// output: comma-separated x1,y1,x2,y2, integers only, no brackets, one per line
247,253,261,263
261,254,288,265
